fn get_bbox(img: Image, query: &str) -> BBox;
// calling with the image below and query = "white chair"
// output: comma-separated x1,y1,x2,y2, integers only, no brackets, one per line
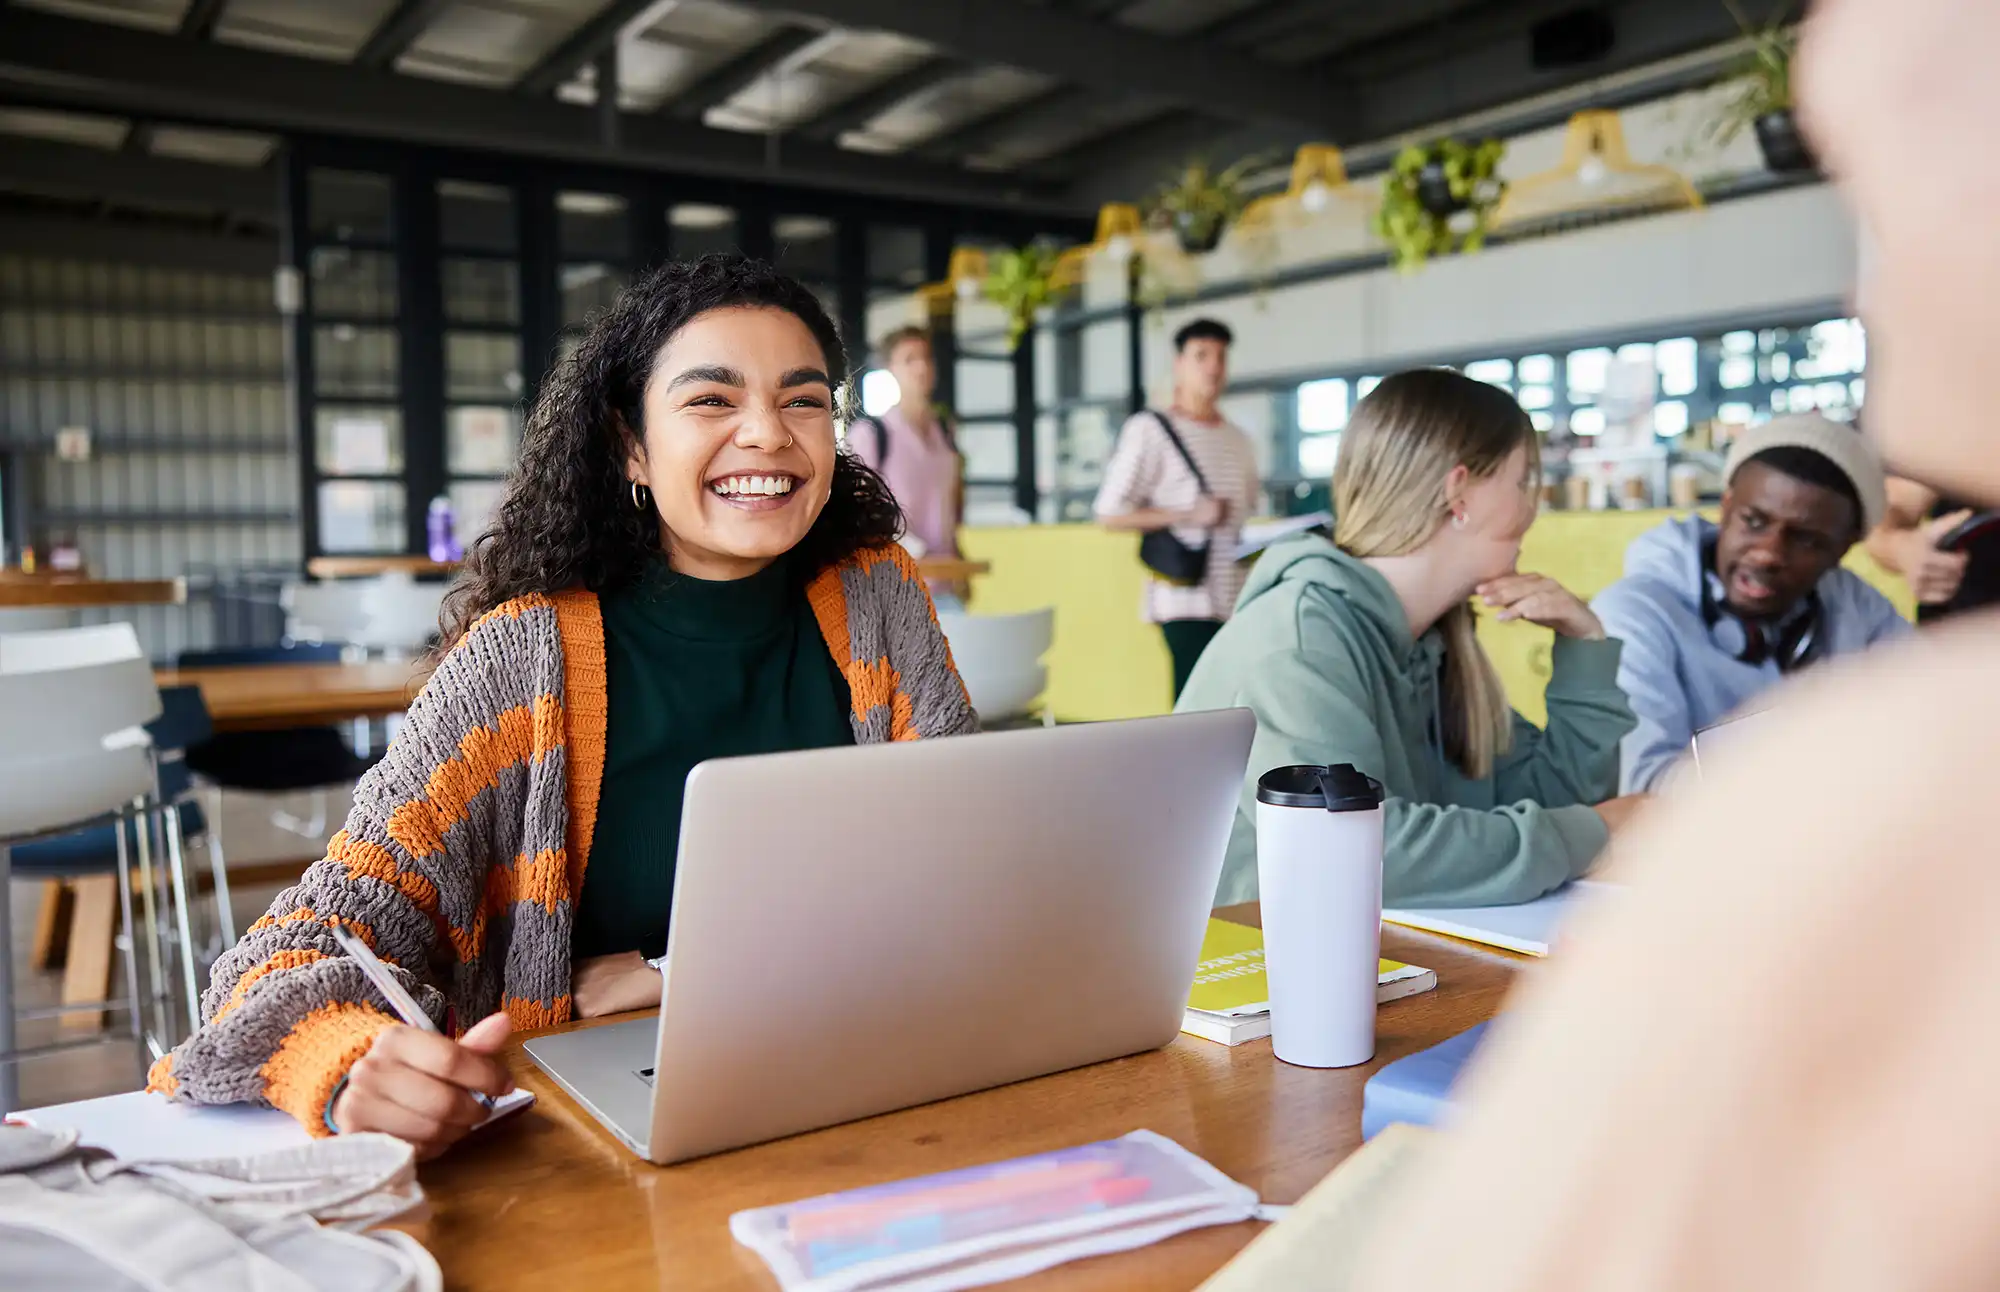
937,608,1056,725
353,572,447,656
282,579,375,648
0,623,165,1113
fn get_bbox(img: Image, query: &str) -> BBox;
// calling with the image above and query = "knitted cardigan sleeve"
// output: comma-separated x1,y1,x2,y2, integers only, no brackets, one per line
807,543,978,741
146,598,560,1133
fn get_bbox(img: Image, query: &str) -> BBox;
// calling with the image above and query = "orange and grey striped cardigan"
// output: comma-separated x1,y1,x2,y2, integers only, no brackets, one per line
148,544,976,1132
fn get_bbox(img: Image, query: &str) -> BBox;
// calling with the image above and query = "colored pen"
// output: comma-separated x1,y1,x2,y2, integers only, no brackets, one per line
330,924,494,1111
803,1176,1155,1276
786,1158,1120,1243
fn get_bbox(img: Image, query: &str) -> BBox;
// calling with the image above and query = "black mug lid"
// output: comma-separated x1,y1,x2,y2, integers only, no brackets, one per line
1256,763,1385,812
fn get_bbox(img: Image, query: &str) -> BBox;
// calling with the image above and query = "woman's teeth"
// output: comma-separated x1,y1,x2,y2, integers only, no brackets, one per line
711,476,795,497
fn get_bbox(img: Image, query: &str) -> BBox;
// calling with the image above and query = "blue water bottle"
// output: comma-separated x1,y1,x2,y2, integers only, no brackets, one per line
426,494,462,562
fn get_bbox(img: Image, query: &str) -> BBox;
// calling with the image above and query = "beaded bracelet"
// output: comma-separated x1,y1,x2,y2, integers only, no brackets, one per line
323,1072,350,1135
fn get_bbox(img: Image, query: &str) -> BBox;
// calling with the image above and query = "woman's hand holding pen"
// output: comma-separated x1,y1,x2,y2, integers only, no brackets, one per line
329,1011,514,1159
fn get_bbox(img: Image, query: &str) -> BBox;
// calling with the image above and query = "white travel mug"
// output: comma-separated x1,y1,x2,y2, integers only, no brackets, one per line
1255,764,1387,1069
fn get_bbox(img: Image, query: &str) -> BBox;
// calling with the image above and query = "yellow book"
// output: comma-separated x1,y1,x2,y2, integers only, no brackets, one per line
1183,917,1436,1046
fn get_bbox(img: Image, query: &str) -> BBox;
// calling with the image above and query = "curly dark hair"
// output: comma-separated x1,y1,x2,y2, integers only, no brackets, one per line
441,255,903,647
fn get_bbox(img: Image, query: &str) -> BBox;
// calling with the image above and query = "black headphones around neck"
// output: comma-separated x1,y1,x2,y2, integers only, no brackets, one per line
1699,538,1824,673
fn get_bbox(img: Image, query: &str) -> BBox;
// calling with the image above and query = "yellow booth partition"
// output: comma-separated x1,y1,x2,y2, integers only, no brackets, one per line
961,512,1915,727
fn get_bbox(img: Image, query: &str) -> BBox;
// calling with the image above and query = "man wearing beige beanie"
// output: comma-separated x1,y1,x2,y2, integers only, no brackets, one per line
1593,412,1908,792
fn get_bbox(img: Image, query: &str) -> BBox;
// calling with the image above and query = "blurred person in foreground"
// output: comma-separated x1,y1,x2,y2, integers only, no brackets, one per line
1348,0,2000,1286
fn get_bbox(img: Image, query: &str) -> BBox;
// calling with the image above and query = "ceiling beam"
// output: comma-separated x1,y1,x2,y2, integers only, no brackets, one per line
0,7,1085,214
1030,109,1237,186
178,0,230,40
920,86,1108,161
0,135,280,222
515,0,664,96
353,0,458,70
723,0,1344,131
1045,0,1748,201
795,55,965,141
659,25,822,120
0,211,275,274
1225,0,1471,53
1321,0,1590,81
1322,0,1740,128
595,46,620,143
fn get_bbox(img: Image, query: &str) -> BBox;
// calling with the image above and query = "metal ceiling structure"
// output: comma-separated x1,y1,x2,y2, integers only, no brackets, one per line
0,0,1748,247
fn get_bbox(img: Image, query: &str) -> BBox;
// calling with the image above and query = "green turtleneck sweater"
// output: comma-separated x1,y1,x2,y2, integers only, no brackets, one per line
574,555,854,961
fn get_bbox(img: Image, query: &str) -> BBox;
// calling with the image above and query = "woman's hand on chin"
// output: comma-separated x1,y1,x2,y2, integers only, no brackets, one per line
572,951,664,1018
1476,573,1606,641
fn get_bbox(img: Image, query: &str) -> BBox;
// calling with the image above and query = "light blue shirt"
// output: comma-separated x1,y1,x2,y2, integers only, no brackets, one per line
1593,515,1910,793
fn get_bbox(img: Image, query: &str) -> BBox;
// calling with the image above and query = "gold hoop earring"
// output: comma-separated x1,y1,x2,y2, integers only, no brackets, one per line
631,480,651,512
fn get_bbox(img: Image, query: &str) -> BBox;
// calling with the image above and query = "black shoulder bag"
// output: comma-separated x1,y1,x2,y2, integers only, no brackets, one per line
1136,410,1213,586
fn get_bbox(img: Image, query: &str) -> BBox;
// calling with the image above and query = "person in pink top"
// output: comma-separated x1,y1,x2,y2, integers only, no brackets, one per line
849,325,966,609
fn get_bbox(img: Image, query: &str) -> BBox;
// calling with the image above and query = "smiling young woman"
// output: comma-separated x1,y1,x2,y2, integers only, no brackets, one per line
146,257,977,1156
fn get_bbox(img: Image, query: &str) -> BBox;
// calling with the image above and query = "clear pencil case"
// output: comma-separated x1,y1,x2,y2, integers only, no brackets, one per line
729,1129,1264,1292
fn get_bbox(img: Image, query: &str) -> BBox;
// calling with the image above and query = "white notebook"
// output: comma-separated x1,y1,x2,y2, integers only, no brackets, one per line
1233,512,1333,562
12,1086,533,1161
1382,880,1617,957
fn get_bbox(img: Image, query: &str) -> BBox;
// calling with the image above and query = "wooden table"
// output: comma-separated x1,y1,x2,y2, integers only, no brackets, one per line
153,660,425,732
408,913,1523,1291
0,575,186,608
306,555,457,579
917,556,991,583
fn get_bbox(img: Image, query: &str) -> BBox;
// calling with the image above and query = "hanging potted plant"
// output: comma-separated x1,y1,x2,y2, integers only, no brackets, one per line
982,241,1066,349
1706,5,1812,174
1144,156,1263,254
1375,138,1506,272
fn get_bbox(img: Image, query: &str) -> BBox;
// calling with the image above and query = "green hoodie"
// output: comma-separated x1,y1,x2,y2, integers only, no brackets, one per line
1175,533,1633,908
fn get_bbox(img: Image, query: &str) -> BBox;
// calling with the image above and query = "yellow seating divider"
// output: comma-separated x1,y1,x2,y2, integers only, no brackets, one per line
961,511,1914,727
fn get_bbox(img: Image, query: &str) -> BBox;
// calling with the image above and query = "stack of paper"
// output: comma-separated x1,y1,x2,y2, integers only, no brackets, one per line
11,1086,535,1160
1181,917,1436,1047
1232,512,1333,563
1381,880,1619,957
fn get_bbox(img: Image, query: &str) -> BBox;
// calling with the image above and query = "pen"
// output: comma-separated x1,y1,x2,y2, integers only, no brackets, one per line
786,1159,1121,1243
330,923,494,1111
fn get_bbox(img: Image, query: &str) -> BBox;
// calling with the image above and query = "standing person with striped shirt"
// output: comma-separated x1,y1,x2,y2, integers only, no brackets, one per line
1094,318,1262,699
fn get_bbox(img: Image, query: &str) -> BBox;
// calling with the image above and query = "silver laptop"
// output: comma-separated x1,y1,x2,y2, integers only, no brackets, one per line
524,709,1254,1164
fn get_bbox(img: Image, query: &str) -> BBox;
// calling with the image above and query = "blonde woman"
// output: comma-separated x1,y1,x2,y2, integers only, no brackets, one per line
1176,368,1644,908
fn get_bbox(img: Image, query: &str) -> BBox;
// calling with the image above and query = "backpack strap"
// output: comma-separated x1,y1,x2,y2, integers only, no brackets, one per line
850,415,890,468
1143,409,1210,496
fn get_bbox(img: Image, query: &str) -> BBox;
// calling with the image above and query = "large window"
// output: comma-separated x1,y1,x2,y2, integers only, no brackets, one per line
306,169,404,554
282,140,1073,558
441,182,522,550
1287,315,1866,498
